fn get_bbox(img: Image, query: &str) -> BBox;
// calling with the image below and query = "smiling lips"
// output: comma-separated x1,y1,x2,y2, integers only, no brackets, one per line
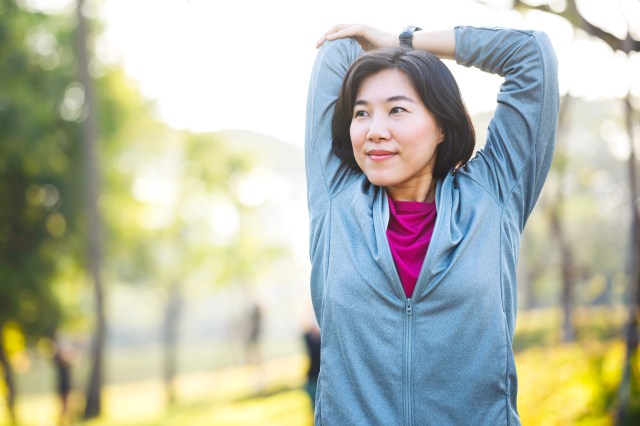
367,149,396,161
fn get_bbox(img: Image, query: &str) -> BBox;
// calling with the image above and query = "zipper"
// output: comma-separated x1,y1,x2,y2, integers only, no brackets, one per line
374,186,444,425
404,297,414,426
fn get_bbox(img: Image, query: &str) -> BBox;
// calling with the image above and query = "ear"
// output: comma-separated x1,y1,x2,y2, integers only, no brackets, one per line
437,127,445,145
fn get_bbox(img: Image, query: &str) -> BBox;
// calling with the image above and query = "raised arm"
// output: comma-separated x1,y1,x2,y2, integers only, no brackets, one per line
320,23,455,58
454,26,559,227
305,37,361,207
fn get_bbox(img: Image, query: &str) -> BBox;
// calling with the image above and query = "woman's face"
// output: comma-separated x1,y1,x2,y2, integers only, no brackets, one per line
350,69,444,201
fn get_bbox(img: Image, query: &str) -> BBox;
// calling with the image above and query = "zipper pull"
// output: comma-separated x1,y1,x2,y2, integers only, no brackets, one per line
406,298,413,315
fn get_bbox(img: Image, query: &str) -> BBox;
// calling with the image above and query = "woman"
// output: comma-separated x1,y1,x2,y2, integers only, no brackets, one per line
305,23,559,425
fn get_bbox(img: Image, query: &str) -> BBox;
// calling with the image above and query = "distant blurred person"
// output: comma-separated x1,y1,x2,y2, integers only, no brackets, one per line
52,338,76,426
302,321,321,414
245,301,262,365
306,21,558,425
244,301,266,393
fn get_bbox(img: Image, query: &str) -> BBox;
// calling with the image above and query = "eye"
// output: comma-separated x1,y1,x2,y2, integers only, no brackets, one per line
353,110,369,118
390,106,407,114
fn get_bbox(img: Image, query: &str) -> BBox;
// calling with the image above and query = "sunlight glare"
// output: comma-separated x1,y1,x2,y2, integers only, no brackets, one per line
17,0,73,13
232,169,273,208
600,118,630,161
132,175,179,205
209,197,240,243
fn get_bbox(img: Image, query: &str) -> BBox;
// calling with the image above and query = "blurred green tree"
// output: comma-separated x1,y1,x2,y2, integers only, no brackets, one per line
0,1,312,423
125,130,258,405
482,0,639,422
0,1,82,422
0,0,164,421
531,3,636,423
148,131,288,404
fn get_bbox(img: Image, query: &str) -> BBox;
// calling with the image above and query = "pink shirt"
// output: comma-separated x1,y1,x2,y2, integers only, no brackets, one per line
386,196,437,298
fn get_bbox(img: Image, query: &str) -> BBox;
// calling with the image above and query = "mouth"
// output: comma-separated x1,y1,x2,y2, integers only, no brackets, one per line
367,149,396,162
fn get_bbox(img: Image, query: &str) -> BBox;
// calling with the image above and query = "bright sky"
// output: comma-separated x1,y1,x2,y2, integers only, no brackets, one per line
27,0,639,147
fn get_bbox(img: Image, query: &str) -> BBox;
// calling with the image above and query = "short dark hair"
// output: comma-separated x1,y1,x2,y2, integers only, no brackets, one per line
332,47,475,180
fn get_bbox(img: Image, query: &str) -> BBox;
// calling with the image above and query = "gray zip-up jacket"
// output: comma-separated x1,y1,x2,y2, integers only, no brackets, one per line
305,26,559,425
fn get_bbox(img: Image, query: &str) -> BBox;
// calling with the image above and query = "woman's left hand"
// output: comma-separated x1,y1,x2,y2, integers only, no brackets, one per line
316,23,397,50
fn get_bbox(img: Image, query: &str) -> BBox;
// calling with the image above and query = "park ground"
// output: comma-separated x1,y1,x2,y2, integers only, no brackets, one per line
1,306,639,425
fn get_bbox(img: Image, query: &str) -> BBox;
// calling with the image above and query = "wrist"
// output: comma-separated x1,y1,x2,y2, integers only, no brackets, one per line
399,26,422,48
412,29,456,59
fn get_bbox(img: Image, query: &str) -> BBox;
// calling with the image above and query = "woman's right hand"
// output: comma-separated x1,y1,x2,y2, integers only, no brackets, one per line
316,23,398,50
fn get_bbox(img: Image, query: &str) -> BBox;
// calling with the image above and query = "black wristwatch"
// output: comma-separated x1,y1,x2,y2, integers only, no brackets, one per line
399,26,422,48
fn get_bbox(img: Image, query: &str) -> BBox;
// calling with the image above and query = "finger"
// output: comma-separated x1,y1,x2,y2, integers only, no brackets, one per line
325,24,363,41
316,24,349,47
316,23,356,48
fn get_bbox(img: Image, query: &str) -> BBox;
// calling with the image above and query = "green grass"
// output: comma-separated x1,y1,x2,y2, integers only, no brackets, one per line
81,387,313,426
1,306,639,425
1,355,312,426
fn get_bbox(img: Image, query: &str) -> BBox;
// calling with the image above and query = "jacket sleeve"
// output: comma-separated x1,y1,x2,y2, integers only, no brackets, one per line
455,26,559,229
304,38,362,325
305,38,362,210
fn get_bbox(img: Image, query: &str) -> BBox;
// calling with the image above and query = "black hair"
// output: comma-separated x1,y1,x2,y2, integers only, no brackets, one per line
332,47,475,179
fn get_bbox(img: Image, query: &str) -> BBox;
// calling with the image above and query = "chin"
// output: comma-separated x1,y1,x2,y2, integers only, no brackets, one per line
364,172,397,188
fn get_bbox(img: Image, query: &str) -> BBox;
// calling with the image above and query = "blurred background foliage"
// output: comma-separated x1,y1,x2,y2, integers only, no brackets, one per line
0,0,639,425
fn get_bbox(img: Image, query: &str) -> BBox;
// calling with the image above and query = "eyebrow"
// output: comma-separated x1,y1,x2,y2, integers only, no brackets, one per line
354,95,417,106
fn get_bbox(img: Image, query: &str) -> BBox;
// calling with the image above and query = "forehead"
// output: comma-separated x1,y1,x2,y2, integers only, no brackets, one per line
356,68,417,99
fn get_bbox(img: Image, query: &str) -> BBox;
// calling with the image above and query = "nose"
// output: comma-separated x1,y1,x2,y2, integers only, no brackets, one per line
366,114,391,142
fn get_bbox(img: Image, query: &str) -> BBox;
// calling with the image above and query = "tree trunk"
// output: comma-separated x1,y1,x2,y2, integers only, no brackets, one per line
75,0,105,419
0,334,16,426
549,209,577,342
615,81,640,426
550,95,577,343
163,280,181,406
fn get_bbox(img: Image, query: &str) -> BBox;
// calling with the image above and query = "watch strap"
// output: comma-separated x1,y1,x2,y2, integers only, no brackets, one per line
399,26,422,48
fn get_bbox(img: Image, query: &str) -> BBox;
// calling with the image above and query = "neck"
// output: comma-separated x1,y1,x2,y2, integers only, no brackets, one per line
387,177,437,203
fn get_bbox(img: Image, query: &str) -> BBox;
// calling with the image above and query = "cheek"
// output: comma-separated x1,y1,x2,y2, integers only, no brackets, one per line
349,123,358,144
349,123,365,150
349,126,367,168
